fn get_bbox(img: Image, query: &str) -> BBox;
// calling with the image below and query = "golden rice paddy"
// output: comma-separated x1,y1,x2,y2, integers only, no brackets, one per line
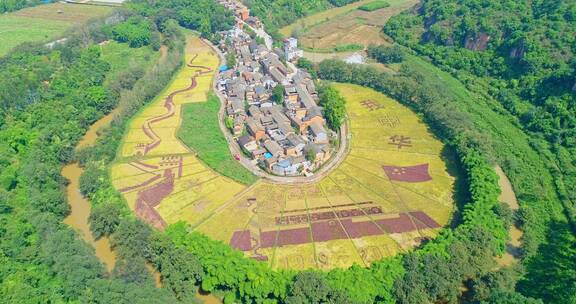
112,35,455,270
111,35,246,228
194,83,455,270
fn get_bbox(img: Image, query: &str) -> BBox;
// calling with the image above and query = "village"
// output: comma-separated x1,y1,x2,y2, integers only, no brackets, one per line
215,0,335,177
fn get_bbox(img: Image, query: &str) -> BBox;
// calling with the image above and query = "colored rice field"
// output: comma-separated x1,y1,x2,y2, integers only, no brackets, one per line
111,35,247,229
194,83,455,270
111,36,454,270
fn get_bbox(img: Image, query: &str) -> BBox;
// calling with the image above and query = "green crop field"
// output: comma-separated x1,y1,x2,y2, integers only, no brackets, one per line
0,3,113,57
178,94,258,185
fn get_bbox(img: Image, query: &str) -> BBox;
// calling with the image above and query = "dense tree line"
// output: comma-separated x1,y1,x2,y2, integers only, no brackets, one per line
0,7,189,302
106,15,161,49
127,0,235,42
367,44,405,64
0,0,41,13
318,84,346,130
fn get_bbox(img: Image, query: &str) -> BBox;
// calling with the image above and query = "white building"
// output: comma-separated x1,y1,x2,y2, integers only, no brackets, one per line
283,37,304,62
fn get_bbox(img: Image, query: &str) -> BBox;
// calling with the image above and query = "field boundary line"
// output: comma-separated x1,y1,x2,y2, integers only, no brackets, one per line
302,190,320,269
325,174,405,254
190,181,262,229
317,184,368,267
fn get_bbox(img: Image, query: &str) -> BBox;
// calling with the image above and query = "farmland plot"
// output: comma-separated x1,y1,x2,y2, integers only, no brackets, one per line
111,35,246,229
112,36,454,270
0,3,113,56
280,0,418,52
194,84,455,270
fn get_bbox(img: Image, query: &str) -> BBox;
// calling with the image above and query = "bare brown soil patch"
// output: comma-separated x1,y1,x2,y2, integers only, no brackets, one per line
298,0,419,50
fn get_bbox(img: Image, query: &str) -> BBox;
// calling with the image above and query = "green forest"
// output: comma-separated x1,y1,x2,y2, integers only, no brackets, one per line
381,3,576,301
0,0,42,13
127,0,235,42
0,13,180,303
1,0,575,303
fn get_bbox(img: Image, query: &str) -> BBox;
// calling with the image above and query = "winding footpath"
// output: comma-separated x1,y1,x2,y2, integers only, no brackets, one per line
138,55,213,156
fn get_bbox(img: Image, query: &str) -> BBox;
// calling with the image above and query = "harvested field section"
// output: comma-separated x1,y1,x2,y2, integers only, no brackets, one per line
287,0,418,51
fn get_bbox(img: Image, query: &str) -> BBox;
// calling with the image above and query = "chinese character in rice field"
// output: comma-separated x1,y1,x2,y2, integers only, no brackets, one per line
388,135,412,149
378,114,401,128
360,99,384,111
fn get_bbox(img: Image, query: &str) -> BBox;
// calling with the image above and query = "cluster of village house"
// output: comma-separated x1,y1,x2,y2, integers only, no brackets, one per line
215,2,334,177
217,0,262,30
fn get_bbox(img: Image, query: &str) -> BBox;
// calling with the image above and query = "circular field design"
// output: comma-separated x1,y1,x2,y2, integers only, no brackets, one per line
110,36,454,270
195,83,455,270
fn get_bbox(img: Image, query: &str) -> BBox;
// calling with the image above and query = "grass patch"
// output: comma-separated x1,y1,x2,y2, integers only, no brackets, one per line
334,43,364,52
100,41,160,85
358,0,390,11
302,43,364,53
178,94,258,185
0,16,68,56
0,3,112,57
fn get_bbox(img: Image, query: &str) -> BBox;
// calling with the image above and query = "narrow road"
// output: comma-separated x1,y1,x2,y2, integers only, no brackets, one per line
206,39,351,185
236,18,273,50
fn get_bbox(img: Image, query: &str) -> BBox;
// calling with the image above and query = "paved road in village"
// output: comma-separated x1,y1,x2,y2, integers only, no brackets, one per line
205,33,351,185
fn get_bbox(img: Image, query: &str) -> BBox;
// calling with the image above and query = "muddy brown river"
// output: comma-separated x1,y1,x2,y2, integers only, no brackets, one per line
62,163,117,272
63,109,119,272
63,93,220,303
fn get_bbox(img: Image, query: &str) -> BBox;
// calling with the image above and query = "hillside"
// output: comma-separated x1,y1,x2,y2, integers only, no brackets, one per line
382,1,576,302
385,1,575,148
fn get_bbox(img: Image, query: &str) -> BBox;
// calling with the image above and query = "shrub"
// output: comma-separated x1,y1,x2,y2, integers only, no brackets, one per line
358,1,390,12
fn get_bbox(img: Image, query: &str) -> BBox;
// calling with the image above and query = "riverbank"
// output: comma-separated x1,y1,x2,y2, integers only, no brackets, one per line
63,110,119,272
495,165,523,267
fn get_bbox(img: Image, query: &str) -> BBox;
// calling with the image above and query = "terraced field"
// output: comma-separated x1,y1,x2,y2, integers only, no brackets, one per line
111,36,454,270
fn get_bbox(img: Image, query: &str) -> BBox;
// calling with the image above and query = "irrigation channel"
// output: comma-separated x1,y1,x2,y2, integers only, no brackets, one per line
62,101,221,303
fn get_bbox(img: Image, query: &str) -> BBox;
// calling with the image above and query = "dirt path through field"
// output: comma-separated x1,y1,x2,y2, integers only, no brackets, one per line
495,165,523,267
